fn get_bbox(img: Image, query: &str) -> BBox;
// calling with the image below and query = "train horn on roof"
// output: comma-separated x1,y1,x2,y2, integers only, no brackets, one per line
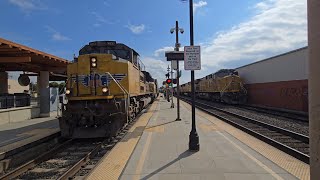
18,74,30,86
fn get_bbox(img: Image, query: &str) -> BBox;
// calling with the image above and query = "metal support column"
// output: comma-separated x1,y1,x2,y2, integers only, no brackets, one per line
308,0,320,179
39,71,50,117
0,72,8,94
188,0,199,151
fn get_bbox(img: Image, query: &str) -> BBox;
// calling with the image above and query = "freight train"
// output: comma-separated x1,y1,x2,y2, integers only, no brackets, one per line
178,69,247,104
60,41,158,138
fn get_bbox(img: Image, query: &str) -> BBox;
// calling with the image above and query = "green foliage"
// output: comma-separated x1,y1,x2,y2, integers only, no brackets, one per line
49,82,59,88
58,82,66,94
29,82,37,92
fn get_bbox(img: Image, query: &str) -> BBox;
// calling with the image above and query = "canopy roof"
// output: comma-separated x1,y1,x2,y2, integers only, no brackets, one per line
0,37,70,75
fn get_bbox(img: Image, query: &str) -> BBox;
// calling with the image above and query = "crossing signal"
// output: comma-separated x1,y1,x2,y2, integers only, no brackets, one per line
166,79,172,84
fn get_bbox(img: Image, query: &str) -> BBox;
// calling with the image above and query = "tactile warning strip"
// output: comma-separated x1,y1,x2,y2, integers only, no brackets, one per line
181,100,310,180
86,100,159,180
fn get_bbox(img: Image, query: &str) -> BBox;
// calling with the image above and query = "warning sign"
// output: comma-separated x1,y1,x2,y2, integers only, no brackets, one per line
184,46,201,70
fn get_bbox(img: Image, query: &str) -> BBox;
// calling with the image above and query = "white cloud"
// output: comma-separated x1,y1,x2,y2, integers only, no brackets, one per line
142,57,168,84
200,0,307,68
126,23,145,34
52,32,71,41
194,1,207,13
148,0,307,85
154,46,174,57
91,11,114,27
9,0,46,12
103,1,110,7
45,26,71,41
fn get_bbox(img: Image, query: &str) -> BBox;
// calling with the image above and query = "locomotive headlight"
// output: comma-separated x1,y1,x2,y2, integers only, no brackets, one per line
102,87,108,93
91,57,97,62
91,62,97,67
66,89,71,95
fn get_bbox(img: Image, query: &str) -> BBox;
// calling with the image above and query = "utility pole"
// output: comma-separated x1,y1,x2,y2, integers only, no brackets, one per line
170,20,183,121
188,0,199,151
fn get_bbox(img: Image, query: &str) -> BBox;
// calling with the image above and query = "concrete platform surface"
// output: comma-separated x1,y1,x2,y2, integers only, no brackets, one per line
88,96,309,180
0,116,59,153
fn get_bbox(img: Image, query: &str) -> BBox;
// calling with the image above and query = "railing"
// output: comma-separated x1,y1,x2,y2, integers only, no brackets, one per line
106,72,130,123
0,93,32,109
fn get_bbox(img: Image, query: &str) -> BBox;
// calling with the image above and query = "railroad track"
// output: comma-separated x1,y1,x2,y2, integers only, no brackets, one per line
0,105,149,180
238,104,308,122
180,96,310,164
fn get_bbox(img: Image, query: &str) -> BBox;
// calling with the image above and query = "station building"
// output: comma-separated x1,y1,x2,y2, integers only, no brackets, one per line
236,47,308,113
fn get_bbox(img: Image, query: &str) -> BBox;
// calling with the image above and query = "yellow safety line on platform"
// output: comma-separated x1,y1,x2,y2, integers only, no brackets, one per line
133,105,160,180
218,131,284,180
133,133,153,180
86,100,159,180
181,100,310,180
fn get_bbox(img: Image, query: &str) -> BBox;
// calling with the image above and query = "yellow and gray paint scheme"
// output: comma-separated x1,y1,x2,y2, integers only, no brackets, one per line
179,69,247,104
60,41,158,138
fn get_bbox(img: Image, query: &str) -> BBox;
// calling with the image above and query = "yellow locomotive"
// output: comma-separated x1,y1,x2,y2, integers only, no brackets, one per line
60,41,157,138
179,69,247,104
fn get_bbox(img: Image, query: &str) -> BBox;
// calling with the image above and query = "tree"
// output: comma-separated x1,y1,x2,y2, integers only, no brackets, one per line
58,82,66,94
49,82,59,88
29,82,37,92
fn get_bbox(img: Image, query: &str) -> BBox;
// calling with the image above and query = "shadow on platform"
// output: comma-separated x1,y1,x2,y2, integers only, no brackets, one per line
141,150,196,180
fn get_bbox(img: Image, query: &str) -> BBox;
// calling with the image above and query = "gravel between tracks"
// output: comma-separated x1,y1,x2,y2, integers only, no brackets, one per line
186,97,309,136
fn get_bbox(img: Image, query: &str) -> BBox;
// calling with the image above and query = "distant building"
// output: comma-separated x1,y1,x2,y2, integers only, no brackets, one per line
8,79,29,94
236,47,308,112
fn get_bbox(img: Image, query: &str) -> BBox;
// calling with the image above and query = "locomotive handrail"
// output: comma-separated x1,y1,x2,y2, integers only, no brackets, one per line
106,72,130,122
106,72,129,95
240,82,247,94
220,81,232,95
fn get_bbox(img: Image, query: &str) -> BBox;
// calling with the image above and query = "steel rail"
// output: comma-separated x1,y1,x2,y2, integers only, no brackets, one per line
238,104,308,122
59,102,153,179
57,138,110,180
1,101,153,180
180,97,310,164
0,139,73,180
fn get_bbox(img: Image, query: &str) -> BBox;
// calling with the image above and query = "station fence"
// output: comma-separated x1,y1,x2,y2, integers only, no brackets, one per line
0,93,32,109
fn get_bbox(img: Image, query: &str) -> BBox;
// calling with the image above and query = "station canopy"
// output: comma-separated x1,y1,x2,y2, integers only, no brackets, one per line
0,37,70,81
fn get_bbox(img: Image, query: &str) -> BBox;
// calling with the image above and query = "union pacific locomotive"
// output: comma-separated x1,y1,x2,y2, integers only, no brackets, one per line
179,69,247,104
60,41,158,138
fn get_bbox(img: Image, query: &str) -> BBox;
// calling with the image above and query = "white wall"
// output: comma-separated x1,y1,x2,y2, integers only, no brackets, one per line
236,47,308,84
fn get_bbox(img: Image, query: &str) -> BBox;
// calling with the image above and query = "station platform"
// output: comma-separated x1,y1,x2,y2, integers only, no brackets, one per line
87,97,310,180
0,115,59,158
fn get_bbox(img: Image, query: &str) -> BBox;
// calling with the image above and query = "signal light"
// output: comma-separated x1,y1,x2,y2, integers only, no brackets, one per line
166,79,172,84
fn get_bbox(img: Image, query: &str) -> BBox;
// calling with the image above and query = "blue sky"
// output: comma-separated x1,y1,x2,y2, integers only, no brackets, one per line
0,0,307,84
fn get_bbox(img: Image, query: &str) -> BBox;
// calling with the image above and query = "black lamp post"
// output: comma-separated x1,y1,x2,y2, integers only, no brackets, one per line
187,0,200,151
